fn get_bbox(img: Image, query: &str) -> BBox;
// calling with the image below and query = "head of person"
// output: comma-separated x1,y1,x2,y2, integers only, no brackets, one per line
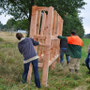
71,30,76,36
16,33,24,40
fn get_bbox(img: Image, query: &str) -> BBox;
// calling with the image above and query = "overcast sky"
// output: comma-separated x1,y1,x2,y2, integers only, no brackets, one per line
79,0,90,34
0,0,90,34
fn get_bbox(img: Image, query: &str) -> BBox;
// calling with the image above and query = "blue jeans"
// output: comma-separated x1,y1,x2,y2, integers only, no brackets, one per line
85,53,90,70
60,48,69,63
22,59,41,88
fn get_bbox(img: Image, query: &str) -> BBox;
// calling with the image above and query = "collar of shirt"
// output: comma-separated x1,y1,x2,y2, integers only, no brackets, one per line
20,38,25,42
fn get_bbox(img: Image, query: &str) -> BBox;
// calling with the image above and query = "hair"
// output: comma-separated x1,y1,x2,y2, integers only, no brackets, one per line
16,33,24,40
71,30,76,35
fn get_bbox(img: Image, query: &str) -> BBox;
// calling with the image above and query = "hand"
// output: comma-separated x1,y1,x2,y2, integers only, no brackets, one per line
39,42,42,45
57,36,60,38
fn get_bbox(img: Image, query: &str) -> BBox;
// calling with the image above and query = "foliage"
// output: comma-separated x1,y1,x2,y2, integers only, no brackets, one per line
4,18,29,31
0,0,86,36
0,21,4,29
63,14,84,37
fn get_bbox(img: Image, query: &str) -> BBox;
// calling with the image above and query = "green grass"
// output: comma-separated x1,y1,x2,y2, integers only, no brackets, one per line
0,38,90,90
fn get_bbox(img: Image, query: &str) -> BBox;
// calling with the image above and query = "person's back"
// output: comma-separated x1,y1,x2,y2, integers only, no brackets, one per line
58,30,83,73
67,35,83,58
16,33,41,88
18,37,39,62
60,39,68,48
60,39,69,64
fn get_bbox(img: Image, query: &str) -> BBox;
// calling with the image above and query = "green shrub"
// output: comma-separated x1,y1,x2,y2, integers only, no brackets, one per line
0,38,4,41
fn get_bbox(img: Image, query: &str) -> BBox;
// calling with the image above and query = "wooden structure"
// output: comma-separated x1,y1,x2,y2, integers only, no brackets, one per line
28,6,63,86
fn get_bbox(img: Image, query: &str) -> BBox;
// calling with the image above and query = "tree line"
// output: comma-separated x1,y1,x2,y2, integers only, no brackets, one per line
0,0,86,37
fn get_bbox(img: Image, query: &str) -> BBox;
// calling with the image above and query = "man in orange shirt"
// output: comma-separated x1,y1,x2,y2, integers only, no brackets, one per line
58,31,83,73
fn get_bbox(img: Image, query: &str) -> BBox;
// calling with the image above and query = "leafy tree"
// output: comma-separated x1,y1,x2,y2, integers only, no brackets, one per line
63,14,84,37
0,0,86,37
5,18,29,31
0,21,3,29
6,18,16,29
13,19,29,30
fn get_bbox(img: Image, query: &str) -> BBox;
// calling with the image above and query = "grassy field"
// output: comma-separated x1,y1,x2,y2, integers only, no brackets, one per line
0,32,90,90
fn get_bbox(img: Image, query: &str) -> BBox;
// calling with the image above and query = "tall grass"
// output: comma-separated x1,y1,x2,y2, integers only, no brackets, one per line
0,33,90,90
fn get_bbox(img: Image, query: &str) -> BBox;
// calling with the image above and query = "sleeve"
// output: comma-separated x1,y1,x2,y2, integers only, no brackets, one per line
31,38,39,46
58,36,67,40
18,44,22,54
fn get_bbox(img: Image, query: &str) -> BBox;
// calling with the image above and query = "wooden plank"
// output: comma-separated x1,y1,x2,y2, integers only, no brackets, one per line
42,7,54,86
51,61,56,70
42,47,50,87
34,35,46,39
36,11,41,34
52,11,57,35
58,15,63,35
49,54,60,66
45,6,54,45
30,6,38,37
41,12,46,35
51,36,58,40
38,63,43,68
36,6,49,11
55,11,58,35
27,63,32,84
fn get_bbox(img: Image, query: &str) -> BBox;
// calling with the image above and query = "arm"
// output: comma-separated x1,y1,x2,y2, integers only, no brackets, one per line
57,36,67,41
31,38,39,46
18,44,22,54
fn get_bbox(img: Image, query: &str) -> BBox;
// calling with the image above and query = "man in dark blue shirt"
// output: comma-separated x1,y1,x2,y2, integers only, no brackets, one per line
60,39,69,64
16,33,41,88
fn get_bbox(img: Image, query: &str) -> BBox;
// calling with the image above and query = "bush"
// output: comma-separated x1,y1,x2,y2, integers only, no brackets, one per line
0,38,4,41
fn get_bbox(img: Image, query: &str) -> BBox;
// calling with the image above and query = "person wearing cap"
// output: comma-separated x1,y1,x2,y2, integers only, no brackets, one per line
16,33,41,88
57,31,83,73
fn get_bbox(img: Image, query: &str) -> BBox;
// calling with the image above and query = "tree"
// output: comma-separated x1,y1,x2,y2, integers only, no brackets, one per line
0,0,86,37
6,18,16,29
5,18,29,31
0,21,3,29
63,14,84,37
0,0,34,36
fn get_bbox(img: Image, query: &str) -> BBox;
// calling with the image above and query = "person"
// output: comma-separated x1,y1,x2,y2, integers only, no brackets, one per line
16,33,41,88
58,31,83,73
60,39,69,64
85,44,90,74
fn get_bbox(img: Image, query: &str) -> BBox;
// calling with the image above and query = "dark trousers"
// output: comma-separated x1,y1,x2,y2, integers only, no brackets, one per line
60,48,69,63
22,59,41,88
85,53,90,71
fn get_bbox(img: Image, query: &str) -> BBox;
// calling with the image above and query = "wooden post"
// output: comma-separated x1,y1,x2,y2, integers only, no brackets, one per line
41,12,46,35
27,6,38,84
42,6,54,86
36,10,41,34
30,6,38,37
